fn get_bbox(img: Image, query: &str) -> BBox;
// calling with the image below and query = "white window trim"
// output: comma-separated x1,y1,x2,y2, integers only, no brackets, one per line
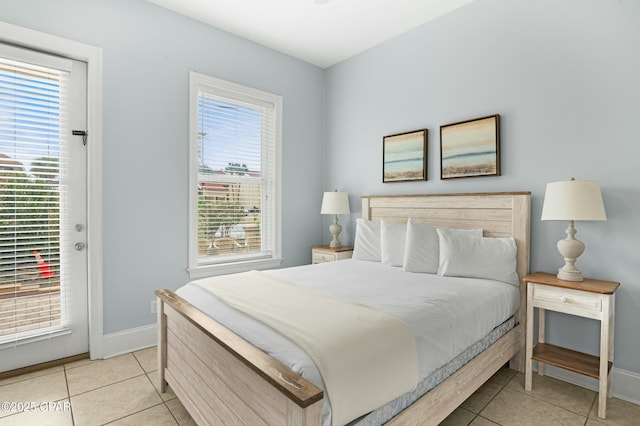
188,72,282,278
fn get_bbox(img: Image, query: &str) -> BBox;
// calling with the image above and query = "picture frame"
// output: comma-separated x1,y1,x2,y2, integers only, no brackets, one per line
440,114,500,180
382,129,427,183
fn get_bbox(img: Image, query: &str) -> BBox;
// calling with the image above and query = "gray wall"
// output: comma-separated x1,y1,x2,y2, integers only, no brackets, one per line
325,0,640,375
0,0,325,334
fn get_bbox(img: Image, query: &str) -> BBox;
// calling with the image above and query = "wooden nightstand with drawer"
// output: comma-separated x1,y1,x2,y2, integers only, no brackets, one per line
524,272,620,419
311,246,353,264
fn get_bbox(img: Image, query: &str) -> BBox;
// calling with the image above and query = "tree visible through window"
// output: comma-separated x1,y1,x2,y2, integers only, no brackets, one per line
0,56,65,339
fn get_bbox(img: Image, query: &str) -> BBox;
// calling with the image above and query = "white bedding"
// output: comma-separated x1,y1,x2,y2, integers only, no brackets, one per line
176,259,520,426
192,271,418,426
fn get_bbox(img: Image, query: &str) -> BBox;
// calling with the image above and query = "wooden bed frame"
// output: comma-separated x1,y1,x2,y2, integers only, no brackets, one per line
156,191,531,425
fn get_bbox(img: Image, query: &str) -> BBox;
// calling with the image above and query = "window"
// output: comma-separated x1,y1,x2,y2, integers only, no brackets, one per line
0,45,71,342
188,72,282,278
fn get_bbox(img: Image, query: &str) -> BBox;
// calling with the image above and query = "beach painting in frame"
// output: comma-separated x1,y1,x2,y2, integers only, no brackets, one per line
440,114,500,179
383,129,427,183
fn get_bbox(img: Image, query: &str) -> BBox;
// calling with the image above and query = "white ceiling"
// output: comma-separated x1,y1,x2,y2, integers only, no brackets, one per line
147,0,476,68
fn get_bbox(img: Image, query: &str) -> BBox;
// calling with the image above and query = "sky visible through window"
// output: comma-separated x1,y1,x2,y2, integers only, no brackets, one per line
197,94,262,175
0,65,61,173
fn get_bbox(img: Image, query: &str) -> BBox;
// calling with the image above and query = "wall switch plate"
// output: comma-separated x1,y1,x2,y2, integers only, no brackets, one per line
150,300,157,314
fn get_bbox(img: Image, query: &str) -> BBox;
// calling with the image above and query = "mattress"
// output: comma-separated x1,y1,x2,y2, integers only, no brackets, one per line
351,316,515,425
176,259,520,425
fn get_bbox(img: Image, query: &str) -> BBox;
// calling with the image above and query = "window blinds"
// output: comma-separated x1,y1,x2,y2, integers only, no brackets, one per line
196,89,276,264
0,49,70,343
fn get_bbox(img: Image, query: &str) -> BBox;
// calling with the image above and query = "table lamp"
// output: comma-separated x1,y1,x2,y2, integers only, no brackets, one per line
541,178,607,281
320,191,350,248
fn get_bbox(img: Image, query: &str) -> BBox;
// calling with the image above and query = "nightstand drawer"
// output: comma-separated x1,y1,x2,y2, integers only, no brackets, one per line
532,284,602,317
311,246,353,264
312,252,337,263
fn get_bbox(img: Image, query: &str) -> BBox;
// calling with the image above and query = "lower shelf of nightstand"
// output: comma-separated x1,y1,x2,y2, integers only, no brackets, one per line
532,343,613,379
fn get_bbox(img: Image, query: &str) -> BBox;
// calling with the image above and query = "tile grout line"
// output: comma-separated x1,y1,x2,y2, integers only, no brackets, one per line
141,367,181,425
132,348,181,425
99,401,169,425
584,394,598,425
0,366,63,388
475,368,519,425
466,414,479,425
0,368,76,424
458,368,517,426
512,375,597,419
65,352,169,426
63,363,76,426
66,371,148,398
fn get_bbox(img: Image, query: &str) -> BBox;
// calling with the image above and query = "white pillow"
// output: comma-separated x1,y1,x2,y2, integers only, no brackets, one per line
403,219,482,274
436,227,519,286
380,220,407,266
352,218,381,262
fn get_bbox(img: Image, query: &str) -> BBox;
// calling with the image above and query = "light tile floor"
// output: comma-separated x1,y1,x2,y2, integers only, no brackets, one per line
0,347,638,425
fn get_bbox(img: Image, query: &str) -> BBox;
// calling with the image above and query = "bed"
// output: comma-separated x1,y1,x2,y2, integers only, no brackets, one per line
156,191,531,425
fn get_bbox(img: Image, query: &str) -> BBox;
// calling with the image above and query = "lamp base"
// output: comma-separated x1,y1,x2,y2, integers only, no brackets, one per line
557,267,583,282
328,215,343,248
555,220,585,282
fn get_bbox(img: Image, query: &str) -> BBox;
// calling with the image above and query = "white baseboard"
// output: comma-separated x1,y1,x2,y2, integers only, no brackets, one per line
542,364,640,405
101,324,157,359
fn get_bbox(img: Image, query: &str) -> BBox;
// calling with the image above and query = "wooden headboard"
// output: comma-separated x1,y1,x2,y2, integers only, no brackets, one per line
361,192,531,281
362,191,531,372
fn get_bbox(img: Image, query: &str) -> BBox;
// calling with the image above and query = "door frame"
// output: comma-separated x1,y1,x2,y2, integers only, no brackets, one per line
0,21,104,359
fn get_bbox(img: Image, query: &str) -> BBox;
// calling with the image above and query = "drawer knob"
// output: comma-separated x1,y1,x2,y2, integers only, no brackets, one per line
560,296,569,303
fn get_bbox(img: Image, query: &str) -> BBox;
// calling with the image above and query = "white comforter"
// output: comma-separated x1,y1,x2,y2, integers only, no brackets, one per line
176,259,520,426
191,271,418,426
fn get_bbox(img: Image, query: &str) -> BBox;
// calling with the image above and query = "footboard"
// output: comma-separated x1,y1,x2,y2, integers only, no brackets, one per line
388,324,523,425
156,289,323,426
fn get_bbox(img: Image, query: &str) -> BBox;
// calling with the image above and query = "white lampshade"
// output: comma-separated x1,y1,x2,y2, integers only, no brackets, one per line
541,179,607,221
541,178,606,282
320,191,350,248
320,191,350,215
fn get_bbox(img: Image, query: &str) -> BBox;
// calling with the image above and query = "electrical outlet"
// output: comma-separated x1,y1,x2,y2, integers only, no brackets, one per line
150,300,157,315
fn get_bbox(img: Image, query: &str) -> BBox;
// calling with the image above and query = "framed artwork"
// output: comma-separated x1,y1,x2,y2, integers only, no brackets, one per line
383,129,427,183
440,114,500,179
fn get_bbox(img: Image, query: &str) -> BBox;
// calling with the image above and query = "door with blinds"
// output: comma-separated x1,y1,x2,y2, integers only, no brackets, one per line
0,44,88,372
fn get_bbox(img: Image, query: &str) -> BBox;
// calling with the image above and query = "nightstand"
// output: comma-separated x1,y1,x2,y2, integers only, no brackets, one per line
311,246,353,264
524,272,620,419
